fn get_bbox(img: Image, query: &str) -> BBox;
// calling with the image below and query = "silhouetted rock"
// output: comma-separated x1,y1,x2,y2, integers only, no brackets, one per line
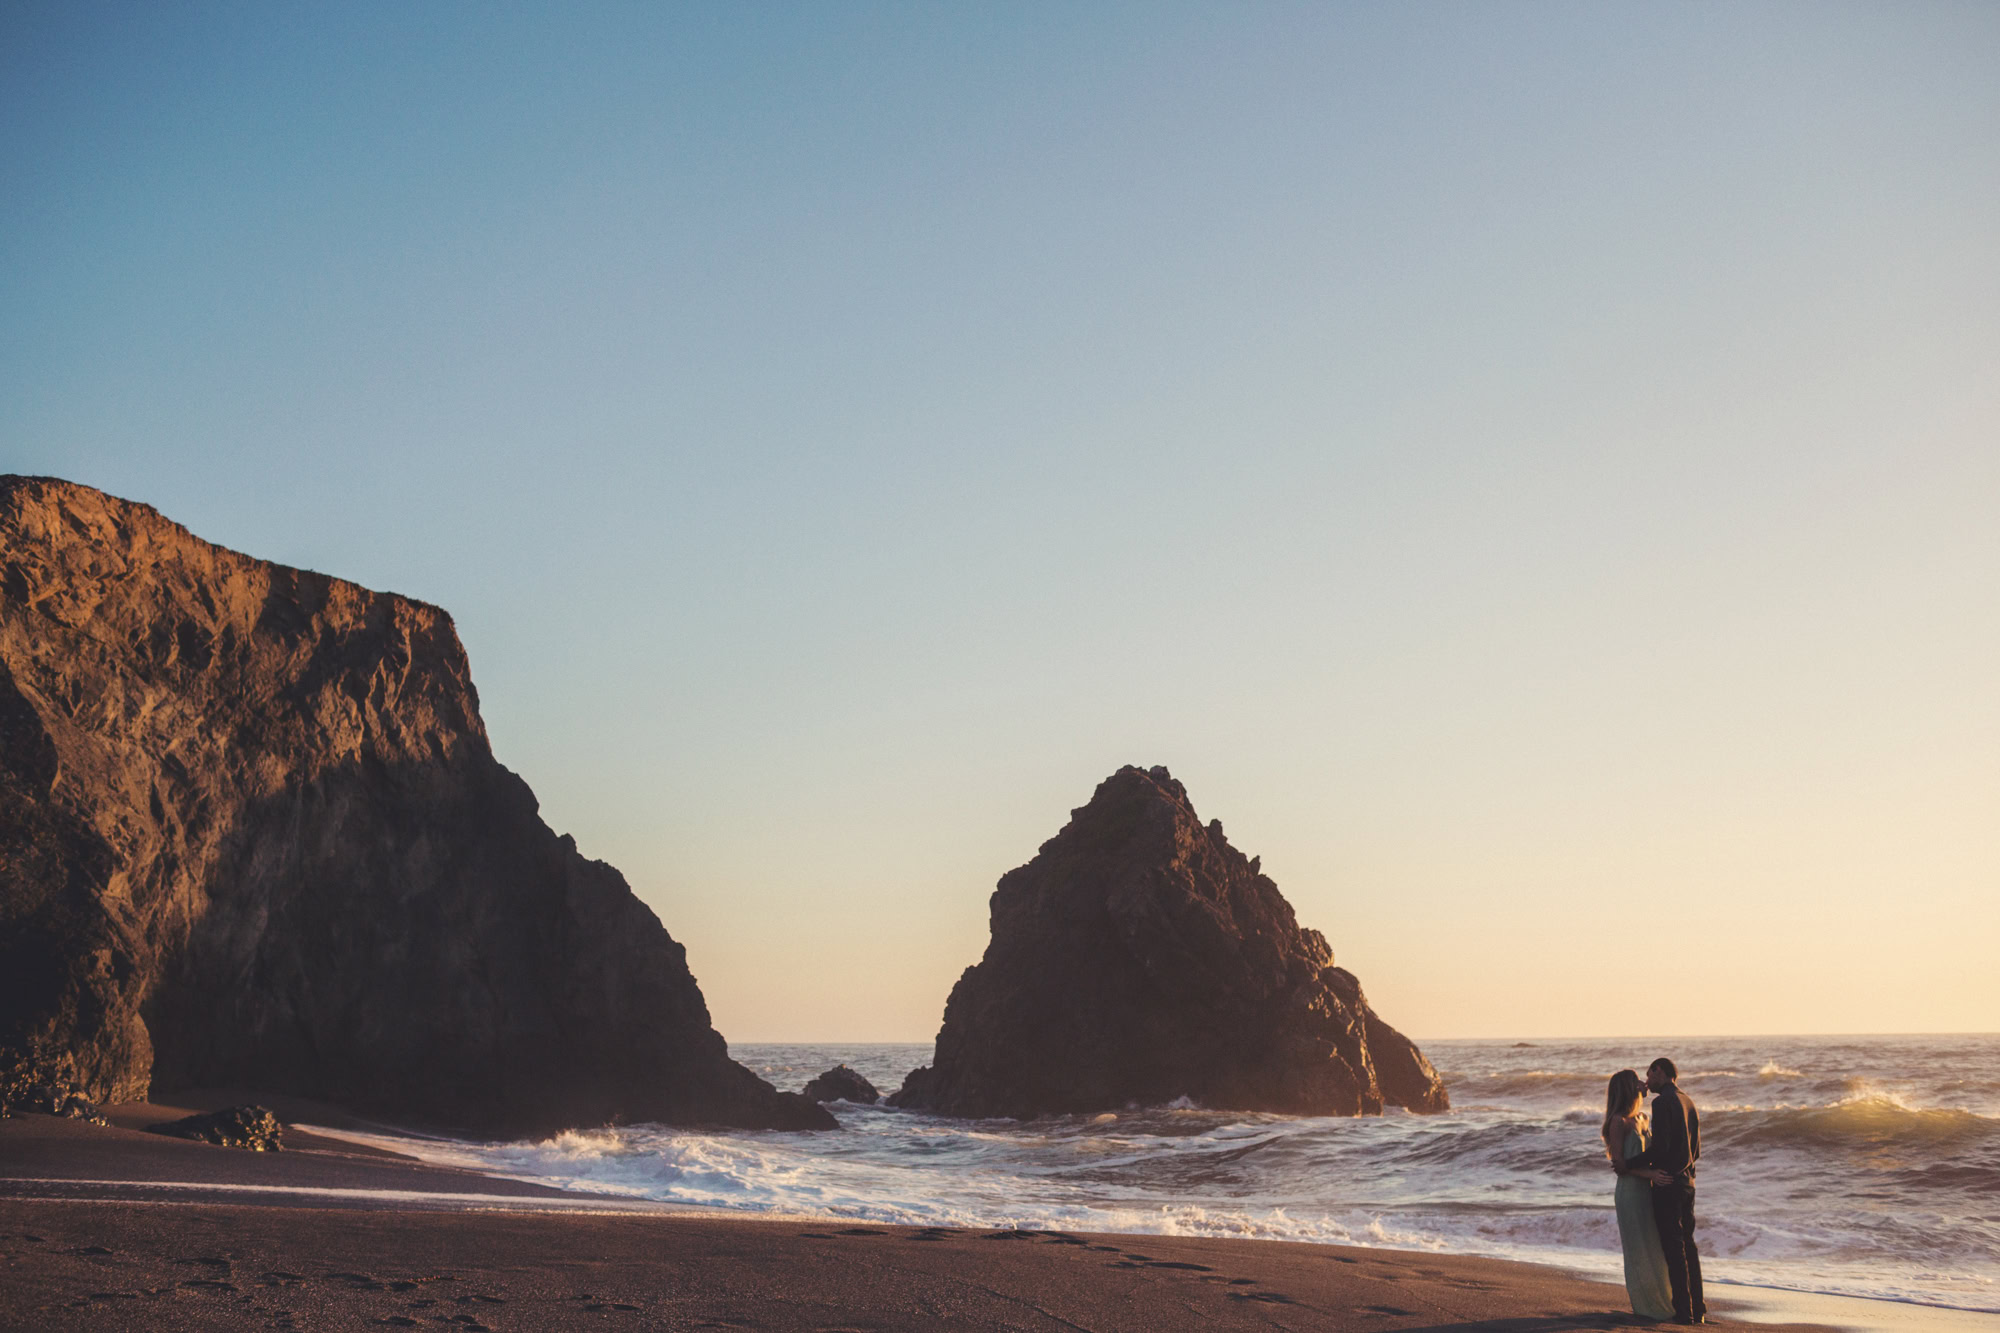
151,1104,285,1151
802,1065,880,1104
889,765,1448,1119
0,476,833,1136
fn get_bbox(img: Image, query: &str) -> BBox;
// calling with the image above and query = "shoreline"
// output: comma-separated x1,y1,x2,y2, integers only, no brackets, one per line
4,1109,1994,1332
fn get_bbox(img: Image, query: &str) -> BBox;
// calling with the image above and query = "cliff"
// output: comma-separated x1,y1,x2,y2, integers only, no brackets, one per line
0,476,831,1135
890,765,1448,1119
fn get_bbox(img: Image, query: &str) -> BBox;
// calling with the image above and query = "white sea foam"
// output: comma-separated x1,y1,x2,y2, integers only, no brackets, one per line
338,1036,2000,1314
0,1175,677,1212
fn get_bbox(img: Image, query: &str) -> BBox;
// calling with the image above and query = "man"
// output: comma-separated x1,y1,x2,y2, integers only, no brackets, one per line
1615,1056,1705,1324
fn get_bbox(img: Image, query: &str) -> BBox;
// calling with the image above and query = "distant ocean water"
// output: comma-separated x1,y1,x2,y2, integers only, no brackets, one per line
325,1035,2000,1313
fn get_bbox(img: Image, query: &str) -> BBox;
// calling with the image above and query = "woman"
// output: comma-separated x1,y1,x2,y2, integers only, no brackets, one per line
1604,1068,1676,1321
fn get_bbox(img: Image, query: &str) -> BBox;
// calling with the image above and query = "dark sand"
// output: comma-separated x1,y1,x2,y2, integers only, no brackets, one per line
5,1110,1991,1332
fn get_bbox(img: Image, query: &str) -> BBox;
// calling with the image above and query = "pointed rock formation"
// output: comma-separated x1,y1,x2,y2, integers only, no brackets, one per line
890,765,1447,1119
0,476,832,1135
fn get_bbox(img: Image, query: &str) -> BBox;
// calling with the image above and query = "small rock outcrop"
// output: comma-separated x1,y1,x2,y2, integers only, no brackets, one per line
0,1044,107,1125
0,476,832,1136
151,1105,284,1151
889,766,1448,1119
801,1065,880,1104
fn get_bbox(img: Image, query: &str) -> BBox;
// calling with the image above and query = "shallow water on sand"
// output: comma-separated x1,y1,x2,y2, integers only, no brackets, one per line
329,1034,2000,1313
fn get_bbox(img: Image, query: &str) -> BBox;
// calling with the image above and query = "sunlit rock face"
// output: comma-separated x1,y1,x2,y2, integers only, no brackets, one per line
891,765,1448,1119
0,475,832,1135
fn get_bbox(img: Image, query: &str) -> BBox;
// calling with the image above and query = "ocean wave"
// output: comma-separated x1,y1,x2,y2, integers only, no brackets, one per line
316,1118,1999,1313
1708,1096,2000,1152
1451,1071,1605,1098
325,1036,2000,1317
1886,1160,2000,1192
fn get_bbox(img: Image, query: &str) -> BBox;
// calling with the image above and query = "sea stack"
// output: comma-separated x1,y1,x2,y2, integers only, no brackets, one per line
890,765,1448,1119
0,476,832,1135
801,1065,881,1105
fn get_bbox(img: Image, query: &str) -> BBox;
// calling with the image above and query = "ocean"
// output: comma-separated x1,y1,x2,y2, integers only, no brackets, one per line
325,1034,1999,1314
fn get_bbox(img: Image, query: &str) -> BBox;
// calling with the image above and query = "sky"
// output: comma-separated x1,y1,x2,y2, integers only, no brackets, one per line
4,3,1995,1041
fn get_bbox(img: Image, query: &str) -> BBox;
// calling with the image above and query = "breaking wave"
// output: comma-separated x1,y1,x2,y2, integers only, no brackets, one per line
1710,1095,1999,1152
316,1035,2000,1315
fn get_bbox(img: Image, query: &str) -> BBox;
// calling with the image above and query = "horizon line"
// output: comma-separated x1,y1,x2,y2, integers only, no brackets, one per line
726,1029,1999,1046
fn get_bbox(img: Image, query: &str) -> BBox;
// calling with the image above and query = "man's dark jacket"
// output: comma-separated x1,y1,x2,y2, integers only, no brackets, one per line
1624,1085,1700,1182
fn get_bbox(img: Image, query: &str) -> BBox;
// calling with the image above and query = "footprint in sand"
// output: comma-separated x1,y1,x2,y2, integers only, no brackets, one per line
327,1271,386,1290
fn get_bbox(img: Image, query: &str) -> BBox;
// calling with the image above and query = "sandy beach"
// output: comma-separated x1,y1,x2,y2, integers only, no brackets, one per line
6,1109,1992,1333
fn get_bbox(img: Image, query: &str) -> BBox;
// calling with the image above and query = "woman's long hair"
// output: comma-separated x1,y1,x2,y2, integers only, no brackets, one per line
1603,1068,1646,1154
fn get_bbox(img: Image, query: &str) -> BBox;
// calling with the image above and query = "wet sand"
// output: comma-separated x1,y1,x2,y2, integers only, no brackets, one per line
4,1110,1991,1332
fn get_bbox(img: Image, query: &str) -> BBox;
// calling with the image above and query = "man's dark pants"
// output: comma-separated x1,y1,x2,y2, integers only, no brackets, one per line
1650,1179,1705,1320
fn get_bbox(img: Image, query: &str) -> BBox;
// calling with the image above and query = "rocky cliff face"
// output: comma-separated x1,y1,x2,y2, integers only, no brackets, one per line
0,476,831,1135
890,766,1448,1119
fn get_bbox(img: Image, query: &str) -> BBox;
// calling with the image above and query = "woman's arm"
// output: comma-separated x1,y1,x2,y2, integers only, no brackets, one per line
1604,1117,1633,1171
1607,1117,1669,1181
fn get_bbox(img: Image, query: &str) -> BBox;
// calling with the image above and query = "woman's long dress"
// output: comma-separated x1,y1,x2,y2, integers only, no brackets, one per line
1616,1124,1677,1320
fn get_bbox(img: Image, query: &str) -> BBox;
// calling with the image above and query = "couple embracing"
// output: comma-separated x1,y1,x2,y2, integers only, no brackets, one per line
1602,1057,1706,1325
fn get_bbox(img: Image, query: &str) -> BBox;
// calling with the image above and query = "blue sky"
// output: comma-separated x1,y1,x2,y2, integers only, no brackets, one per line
5,3,1996,1038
